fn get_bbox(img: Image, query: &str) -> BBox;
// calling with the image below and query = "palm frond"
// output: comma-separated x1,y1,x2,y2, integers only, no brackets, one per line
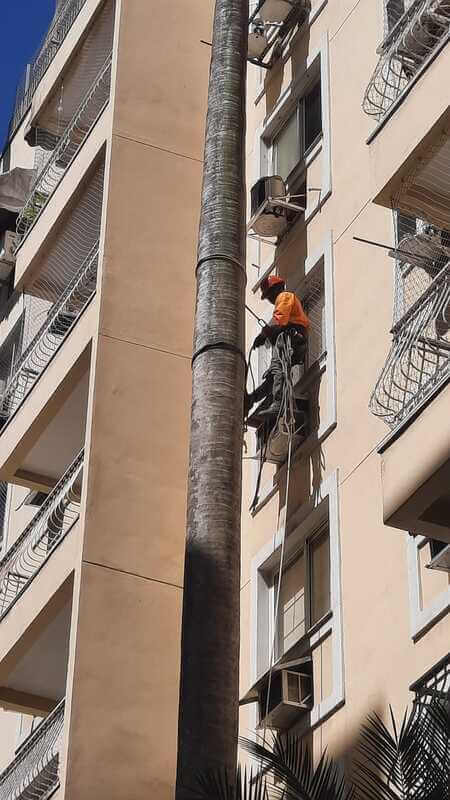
354,697,450,800
240,732,353,800
192,765,269,800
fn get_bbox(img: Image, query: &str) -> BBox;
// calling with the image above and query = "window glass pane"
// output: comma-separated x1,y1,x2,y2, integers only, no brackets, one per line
275,550,306,657
274,110,299,181
304,82,322,152
310,528,330,625
418,540,448,611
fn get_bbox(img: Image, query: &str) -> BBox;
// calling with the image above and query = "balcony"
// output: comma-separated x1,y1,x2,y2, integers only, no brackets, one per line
0,451,83,621
370,252,449,429
0,245,98,430
15,55,112,247
9,0,89,138
371,210,450,543
0,698,64,800
363,0,450,122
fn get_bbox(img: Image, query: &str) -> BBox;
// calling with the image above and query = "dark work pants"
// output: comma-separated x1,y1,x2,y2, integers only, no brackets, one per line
255,328,306,407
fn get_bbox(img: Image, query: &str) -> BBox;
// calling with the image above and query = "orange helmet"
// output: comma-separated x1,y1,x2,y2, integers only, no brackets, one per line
260,275,285,300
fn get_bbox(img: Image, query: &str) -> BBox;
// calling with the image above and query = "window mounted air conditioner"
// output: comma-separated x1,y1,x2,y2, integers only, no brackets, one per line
248,19,269,60
0,231,18,280
258,667,313,730
248,176,304,238
240,656,313,731
257,0,305,24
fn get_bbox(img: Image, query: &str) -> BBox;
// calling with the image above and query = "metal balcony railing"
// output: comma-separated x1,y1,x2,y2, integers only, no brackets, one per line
10,0,89,137
411,653,450,706
0,244,98,428
16,54,112,244
363,0,450,121
0,699,65,800
370,262,450,427
0,452,83,620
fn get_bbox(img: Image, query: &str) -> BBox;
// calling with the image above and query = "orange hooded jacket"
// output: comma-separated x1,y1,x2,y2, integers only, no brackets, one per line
271,291,310,329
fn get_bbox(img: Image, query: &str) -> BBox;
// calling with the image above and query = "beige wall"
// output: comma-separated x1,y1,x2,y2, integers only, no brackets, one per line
61,1,214,798
240,0,450,768
0,0,449,792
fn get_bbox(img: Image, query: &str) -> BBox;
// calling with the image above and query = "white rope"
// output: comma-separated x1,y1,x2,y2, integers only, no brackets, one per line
261,333,297,746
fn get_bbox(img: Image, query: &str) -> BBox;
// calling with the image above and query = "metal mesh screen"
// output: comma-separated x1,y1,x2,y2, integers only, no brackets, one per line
302,269,325,368
17,60,112,243
370,209,449,427
0,482,8,551
0,700,65,800
256,270,325,385
15,0,115,244
0,452,83,620
0,161,104,426
9,0,89,136
363,0,450,121
392,212,450,324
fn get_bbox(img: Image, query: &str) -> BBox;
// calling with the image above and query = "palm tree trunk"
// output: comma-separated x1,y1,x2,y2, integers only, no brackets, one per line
176,0,248,796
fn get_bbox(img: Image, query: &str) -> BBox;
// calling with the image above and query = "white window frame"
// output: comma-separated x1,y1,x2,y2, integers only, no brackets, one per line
250,232,337,515
252,1,328,107
257,32,331,232
407,534,450,640
249,470,344,730
269,523,330,662
271,80,323,185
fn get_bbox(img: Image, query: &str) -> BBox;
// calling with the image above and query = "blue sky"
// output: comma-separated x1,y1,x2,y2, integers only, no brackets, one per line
0,0,56,151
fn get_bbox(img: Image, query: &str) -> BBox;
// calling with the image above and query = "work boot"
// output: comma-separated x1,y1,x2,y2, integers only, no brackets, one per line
259,402,280,418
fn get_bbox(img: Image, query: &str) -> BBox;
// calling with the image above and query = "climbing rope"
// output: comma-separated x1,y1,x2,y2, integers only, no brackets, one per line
248,332,301,511
246,332,300,744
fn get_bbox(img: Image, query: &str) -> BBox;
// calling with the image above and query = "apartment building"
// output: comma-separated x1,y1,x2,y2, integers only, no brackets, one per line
0,0,214,798
0,1,448,799
240,0,449,765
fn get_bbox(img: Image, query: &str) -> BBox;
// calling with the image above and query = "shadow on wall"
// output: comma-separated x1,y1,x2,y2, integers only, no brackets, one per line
264,23,311,116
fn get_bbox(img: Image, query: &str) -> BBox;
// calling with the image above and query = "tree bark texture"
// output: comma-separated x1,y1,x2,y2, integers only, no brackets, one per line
176,0,248,795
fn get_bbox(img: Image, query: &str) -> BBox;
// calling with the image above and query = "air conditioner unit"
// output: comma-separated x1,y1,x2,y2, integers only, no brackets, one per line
250,176,288,236
258,0,303,23
240,655,312,730
248,19,269,59
258,668,313,730
248,176,305,238
0,231,18,279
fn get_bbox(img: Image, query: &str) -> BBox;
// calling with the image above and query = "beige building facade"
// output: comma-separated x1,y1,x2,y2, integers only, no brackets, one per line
0,0,214,798
0,1,448,799
239,0,449,768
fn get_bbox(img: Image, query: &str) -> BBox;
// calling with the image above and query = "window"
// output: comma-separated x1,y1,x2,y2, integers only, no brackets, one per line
310,526,330,625
23,489,49,507
272,525,330,660
407,534,450,639
275,551,306,657
15,714,44,753
273,80,322,182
